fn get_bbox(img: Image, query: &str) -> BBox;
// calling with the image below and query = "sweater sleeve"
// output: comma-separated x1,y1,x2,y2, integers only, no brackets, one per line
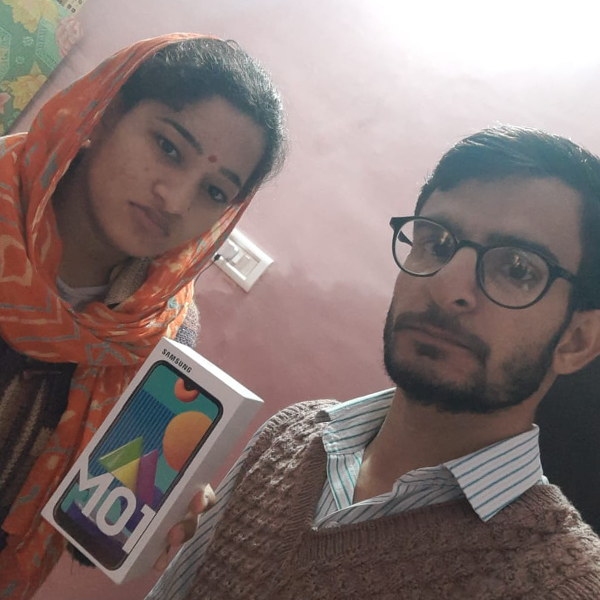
146,401,334,600
145,421,266,600
174,300,200,349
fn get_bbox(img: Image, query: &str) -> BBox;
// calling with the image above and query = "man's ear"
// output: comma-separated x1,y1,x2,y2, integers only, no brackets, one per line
553,309,600,375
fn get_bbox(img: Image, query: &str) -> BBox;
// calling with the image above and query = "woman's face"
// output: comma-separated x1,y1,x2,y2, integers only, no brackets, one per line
83,96,265,258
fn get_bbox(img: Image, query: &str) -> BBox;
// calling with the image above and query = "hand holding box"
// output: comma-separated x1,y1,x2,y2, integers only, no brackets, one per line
42,338,262,583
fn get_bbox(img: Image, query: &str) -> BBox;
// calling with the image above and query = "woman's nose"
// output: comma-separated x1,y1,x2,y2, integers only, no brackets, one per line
152,179,195,216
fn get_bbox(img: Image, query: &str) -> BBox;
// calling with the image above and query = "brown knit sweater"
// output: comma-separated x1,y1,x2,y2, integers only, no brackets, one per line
187,401,600,600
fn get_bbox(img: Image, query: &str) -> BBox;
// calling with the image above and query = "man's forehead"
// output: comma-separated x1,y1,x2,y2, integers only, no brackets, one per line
419,177,584,270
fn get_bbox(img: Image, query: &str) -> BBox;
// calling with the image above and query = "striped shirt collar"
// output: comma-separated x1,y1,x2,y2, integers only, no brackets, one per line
317,389,544,521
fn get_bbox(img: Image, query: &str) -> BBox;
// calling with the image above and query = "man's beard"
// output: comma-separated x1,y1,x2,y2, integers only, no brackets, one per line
382,303,571,415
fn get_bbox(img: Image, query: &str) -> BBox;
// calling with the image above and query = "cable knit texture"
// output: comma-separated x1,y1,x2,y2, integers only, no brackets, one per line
186,401,600,600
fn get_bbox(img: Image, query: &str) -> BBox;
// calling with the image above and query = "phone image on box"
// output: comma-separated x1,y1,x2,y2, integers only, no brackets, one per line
53,360,223,570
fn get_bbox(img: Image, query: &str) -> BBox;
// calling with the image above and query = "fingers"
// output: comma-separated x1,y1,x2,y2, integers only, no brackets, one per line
169,517,195,547
154,544,174,572
153,523,189,572
153,484,216,572
167,522,187,547
189,484,215,516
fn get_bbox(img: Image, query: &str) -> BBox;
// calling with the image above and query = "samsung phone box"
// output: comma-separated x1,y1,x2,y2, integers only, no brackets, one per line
42,338,263,583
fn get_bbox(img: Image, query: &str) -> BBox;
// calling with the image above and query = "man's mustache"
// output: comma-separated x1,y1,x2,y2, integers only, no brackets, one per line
393,304,490,364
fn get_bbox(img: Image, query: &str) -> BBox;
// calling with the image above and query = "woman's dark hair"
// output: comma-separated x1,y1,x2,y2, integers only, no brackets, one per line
119,37,287,200
414,126,600,311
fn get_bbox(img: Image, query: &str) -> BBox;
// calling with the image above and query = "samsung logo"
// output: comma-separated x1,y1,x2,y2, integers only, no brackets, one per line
162,349,192,373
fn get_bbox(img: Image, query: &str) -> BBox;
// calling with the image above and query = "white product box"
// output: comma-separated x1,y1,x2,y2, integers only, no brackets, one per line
42,338,262,583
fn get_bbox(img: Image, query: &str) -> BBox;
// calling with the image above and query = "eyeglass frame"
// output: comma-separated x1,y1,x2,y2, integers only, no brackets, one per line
389,216,580,310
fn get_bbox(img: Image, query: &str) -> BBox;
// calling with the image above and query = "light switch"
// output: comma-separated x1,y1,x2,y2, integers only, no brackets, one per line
213,229,274,292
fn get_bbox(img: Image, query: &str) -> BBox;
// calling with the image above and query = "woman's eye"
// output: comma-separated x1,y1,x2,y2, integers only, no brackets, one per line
157,135,180,162
207,185,229,205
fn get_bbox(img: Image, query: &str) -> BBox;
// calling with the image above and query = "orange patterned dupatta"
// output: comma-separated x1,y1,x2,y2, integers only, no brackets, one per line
0,34,250,596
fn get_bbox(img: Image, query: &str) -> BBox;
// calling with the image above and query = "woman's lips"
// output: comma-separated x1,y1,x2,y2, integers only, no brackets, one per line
130,203,169,237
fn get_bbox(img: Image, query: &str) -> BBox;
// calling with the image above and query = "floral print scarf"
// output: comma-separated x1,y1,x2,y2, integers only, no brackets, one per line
0,33,250,598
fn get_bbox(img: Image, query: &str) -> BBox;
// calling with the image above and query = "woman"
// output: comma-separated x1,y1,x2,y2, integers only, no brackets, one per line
0,33,287,598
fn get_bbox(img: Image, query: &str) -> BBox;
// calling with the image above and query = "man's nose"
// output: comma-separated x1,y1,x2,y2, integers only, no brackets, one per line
428,248,481,314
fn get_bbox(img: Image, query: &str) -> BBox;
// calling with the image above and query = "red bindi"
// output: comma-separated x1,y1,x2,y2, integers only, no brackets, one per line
208,155,217,163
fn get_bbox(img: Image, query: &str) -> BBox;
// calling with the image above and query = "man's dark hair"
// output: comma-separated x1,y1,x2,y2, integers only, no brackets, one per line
120,37,287,200
414,126,600,310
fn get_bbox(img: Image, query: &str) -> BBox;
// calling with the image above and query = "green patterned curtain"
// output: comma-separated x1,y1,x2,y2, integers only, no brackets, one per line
55,0,88,14
0,0,83,134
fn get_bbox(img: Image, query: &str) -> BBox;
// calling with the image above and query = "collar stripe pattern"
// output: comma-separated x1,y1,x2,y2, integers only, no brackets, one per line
316,389,544,525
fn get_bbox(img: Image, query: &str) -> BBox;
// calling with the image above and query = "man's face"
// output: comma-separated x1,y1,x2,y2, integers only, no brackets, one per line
383,177,583,414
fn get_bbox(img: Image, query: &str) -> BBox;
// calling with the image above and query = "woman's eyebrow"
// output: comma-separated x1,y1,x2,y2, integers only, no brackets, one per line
160,117,203,154
220,167,242,190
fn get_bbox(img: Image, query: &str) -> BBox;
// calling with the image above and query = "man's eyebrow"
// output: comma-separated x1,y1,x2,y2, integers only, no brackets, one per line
424,213,562,264
424,214,466,238
486,232,560,264
160,118,203,154
219,167,242,190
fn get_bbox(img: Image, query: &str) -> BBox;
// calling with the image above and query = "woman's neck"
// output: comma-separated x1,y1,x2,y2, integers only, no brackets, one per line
53,157,127,287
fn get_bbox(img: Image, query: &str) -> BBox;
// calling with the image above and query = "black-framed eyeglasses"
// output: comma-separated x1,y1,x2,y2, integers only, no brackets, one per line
390,216,579,309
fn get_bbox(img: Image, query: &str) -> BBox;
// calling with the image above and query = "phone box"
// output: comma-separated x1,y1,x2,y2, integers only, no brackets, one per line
42,337,263,583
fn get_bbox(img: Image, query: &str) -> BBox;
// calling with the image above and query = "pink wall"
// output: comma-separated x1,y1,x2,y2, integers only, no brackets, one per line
24,0,600,598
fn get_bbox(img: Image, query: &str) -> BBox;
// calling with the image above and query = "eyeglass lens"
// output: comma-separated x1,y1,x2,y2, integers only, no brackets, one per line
394,219,550,308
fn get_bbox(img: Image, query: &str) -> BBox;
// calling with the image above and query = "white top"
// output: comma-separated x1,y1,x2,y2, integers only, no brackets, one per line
55,277,108,311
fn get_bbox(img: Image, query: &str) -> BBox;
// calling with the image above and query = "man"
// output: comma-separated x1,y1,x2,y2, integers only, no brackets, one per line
148,126,600,599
